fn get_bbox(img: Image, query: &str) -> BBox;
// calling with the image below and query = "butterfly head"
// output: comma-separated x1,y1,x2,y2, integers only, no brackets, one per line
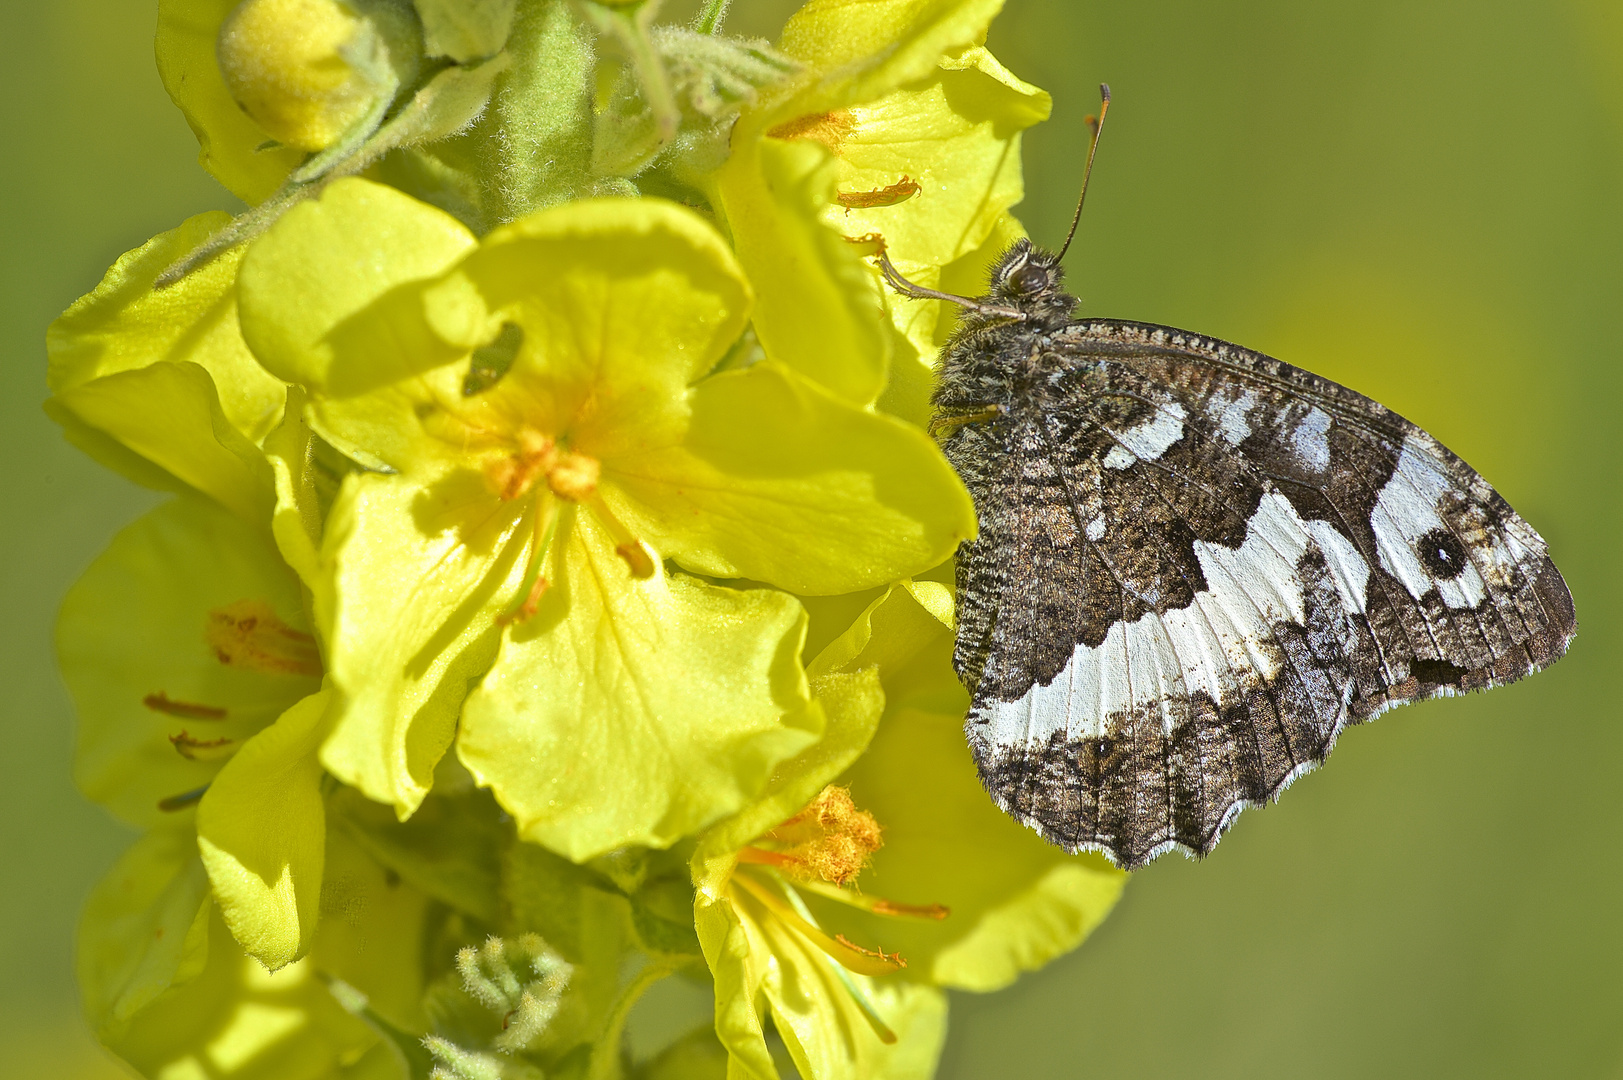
984,239,1078,324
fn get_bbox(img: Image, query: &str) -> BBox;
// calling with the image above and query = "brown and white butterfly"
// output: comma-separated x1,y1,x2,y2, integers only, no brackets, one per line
878,89,1576,869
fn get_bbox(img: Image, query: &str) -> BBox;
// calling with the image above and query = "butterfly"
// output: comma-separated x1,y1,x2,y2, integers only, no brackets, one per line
877,87,1577,870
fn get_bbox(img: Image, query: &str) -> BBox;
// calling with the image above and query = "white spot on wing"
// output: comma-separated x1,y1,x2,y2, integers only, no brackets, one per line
1370,439,1488,609
1104,402,1187,470
1206,389,1257,446
982,491,1319,746
1292,408,1332,472
1301,518,1370,613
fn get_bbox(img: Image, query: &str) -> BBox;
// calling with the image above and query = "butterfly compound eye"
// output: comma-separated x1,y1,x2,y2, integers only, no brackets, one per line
1012,263,1049,293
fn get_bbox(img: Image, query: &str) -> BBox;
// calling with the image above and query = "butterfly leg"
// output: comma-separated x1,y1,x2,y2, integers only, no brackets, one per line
930,404,1007,440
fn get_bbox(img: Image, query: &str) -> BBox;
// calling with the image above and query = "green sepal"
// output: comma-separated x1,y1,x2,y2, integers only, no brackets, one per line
314,825,436,1036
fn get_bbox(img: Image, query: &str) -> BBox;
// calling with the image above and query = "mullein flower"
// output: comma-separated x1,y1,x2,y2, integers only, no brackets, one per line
232,178,976,860
695,597,954,1080
696,582,1125,1078
708,0,1048,416
797,585,1126,992
47,208,364,970
58,484,341,971
58,3,1122,1076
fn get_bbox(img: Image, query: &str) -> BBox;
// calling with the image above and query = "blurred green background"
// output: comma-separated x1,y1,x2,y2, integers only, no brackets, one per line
2,1,1617,1077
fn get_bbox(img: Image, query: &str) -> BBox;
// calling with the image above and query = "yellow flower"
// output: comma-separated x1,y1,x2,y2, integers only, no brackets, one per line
708,0,1048,419
695,582,1125,1079
232,178,976,860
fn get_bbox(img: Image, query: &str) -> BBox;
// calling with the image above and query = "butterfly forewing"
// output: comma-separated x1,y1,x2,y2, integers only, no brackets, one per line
939,302,1575,870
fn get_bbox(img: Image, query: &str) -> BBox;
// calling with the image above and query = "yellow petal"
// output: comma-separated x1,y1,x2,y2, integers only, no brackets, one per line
713,135,889,405
316,467,529,818
51,361,276,522
197,690,332,970
606,361,975,595
459,505,820,860
77,824,212,1042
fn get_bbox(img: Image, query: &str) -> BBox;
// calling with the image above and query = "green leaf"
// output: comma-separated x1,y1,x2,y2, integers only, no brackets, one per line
366,53,513,151
459,505,820,861
636,1026,730,1080
415,0,518,62
313,824,435,1036
712,136,889,405
332,786,507,925
59,496,320,828
504,842,614,962
197,689,333,970
156,0,305,202
317,466,529,818
501,844,637,1059
607,361,976,595
461,0,596,226
77,824,212,1043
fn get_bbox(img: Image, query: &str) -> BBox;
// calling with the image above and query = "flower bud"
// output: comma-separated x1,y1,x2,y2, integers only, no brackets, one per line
216,0,419,152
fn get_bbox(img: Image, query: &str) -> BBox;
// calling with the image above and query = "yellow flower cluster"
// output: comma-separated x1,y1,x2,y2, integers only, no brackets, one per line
51,2,1124,1078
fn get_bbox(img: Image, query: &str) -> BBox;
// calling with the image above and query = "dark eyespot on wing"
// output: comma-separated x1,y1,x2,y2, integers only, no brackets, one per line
946,317,1575,869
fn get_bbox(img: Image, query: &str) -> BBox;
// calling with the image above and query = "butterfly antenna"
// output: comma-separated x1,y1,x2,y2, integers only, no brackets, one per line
1056,83,1111,263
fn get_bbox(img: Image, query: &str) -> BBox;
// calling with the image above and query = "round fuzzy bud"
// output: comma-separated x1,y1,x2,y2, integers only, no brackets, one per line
216,0,416,151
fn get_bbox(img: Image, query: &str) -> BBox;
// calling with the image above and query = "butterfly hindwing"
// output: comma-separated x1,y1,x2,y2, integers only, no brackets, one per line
942,317,1575,870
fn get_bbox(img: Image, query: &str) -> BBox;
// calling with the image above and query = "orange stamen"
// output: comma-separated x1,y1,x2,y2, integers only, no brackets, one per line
205,600,322,677
168,731,237,761
871,899,950,920
836,175,920,211
143,692,227,720
731,870,905,977
767,109,857,151
834,935,906,968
